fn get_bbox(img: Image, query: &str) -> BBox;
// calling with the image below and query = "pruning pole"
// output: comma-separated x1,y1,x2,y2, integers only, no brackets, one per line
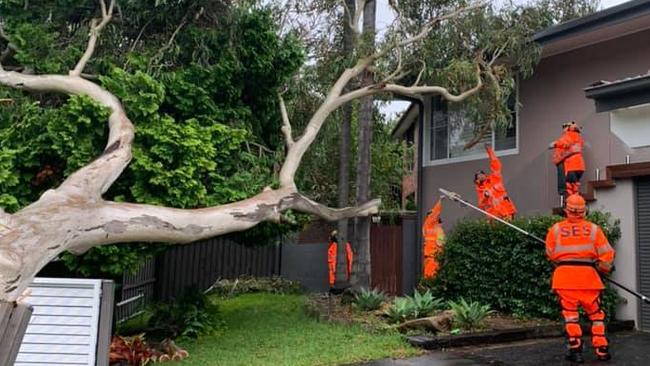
439,188,650,305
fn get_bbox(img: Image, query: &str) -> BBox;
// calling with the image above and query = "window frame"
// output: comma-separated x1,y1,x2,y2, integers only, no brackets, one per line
422,86,520,167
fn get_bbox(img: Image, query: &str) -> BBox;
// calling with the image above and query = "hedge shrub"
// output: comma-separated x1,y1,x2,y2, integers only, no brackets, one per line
422,212,622,320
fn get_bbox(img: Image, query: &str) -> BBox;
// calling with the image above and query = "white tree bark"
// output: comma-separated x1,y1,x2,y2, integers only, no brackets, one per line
0,0,488,302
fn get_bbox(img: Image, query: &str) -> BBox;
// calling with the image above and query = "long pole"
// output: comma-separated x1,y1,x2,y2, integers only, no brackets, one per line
439,188,650,305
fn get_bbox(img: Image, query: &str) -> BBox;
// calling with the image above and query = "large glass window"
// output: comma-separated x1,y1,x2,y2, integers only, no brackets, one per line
429,94,517,163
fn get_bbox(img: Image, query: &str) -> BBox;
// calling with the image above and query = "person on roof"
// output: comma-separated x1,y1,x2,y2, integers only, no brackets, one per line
545,194,615,363
474,144,517,220
550,121,585,200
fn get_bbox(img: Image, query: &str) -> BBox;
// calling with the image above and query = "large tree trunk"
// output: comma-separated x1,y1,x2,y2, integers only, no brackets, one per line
335,0,356,288
352,0,376,289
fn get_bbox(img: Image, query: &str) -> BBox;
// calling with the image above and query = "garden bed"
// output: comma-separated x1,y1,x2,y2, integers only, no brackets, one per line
306,293,635,351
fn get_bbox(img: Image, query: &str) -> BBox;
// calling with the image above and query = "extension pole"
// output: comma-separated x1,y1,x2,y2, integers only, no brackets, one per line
439,188,650,305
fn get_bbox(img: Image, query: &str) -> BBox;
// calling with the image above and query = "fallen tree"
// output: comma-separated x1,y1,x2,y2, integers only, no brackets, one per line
0,0,493,303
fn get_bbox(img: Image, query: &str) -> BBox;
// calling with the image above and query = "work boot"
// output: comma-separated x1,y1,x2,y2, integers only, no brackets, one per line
595,346,611,361
565,340,584,364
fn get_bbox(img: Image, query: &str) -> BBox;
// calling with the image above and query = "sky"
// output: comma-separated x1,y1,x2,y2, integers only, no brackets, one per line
379,0,630,120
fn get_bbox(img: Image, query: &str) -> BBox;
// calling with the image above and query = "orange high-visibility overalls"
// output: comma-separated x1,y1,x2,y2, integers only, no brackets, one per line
422,200,445,278
475,147,517,220
328,240,353,287
552,131,585,196
545,219,615,349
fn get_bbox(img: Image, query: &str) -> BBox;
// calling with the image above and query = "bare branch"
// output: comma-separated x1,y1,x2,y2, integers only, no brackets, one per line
67,189,380,253
278,93,294,148
129,17,154,53
380,48,403,84
412,60,426,87
149,14,188,69
70,0,115,77
338,60,483,105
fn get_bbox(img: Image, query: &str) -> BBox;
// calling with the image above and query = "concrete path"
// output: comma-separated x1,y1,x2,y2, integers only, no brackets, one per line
355,332,650,366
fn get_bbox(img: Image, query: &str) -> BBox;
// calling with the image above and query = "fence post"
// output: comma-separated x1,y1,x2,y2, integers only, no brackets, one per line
0,302,33,366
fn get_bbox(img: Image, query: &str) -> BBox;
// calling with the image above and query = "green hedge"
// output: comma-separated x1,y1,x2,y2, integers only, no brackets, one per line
422,212,622,320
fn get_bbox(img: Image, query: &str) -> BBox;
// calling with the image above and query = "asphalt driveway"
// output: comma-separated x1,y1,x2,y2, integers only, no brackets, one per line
355,331,650,366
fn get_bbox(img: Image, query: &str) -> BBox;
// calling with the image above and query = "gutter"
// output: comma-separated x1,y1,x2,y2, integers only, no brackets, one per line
533,0,650,45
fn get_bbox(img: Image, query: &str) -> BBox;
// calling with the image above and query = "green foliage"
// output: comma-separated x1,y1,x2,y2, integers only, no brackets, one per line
409,289,444,317
0,3,305,276
148,288,222,339
209,276,303,298
422,212,622,319
448,298,494,330
353,288,386,311
60,244,164,278
384,297,418,323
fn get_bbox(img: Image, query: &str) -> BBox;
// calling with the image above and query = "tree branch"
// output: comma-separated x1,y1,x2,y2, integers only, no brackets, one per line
0,70,134,199
67,189,380,253
278,93,294,148
70,0,115,77
338,61,483,105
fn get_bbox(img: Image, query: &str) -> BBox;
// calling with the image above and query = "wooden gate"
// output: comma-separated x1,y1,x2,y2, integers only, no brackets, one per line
370,224,403,295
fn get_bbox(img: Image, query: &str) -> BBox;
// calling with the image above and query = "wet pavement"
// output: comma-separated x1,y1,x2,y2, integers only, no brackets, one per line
356,332,650,366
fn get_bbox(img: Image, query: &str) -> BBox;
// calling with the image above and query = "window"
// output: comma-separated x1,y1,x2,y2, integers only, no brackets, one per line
426,92,518,165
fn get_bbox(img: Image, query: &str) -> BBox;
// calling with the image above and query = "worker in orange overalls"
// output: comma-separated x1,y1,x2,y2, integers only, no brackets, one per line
550,121,585,198
545,194,615,363
422,199,445,279
327,230,353,289
474,144,517,220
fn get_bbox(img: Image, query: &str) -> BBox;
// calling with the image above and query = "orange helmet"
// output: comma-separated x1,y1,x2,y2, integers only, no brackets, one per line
562,121,581,132
565,194,586,216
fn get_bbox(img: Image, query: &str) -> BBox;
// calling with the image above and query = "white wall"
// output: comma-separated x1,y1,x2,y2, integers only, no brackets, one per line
590,179,639,324
611,103,650,148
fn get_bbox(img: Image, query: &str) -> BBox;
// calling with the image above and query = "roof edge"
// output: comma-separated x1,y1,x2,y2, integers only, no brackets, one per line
533,0,650,45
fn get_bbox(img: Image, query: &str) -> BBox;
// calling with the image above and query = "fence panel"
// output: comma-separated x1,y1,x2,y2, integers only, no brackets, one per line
370,224,403,295
155,238,281,301
115,258,156,323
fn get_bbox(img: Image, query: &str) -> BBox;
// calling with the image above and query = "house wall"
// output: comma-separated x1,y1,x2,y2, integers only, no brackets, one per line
421,28,650,231
589,180,639,323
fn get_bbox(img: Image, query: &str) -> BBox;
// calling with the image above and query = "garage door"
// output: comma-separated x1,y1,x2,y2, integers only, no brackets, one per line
637,177,650,331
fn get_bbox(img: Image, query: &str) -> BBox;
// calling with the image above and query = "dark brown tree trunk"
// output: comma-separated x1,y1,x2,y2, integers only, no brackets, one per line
335,0,356,288
352,0,376,289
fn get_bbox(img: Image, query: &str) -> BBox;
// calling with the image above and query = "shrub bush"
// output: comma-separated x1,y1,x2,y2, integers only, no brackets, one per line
384,297,418,323
448,298,494,330
148,288,221,339
409,289,444,317
209,276,302,297
354,288,386,311
422,212,621,319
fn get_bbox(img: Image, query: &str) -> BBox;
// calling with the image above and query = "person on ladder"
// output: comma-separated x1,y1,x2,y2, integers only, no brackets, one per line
545,194,615,363
327,230,353,292
550,121,585,201
422,199,445,279
474,144,517,221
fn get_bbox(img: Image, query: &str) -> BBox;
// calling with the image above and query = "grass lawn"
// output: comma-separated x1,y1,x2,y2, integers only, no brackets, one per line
178,293,418,366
